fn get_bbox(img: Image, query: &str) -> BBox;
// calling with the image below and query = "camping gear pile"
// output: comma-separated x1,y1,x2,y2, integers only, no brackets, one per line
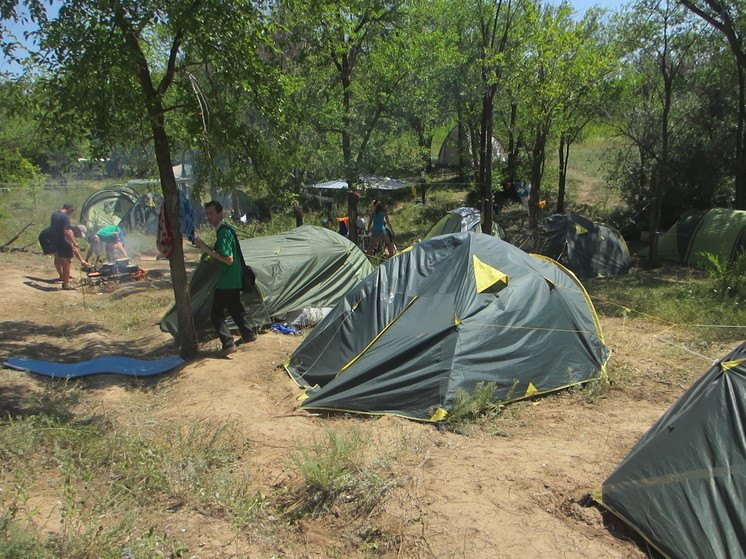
82,258,147,286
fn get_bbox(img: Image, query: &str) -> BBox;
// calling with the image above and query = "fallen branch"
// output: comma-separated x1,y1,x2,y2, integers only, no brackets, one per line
0,222,35,252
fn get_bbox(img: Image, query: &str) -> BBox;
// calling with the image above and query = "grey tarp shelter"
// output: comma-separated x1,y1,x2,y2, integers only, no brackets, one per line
307,176,410,191
285,233,609,421
423,207,507,240
594,342,746,559
539,213,631,279
80,185,139,230
654,207,746,267
160,226,374,338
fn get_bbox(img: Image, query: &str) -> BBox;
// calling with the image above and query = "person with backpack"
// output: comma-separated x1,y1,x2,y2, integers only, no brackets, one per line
47,203,89,290
194,200,256,356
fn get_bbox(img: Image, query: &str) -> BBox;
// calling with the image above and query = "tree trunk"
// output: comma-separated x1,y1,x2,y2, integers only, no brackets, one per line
737,65,746,209
478,86,496,234
528,126,547,248
456,107,469,183
507,102,519,180
340,55,359,245
557,133,568,214
152,110,198,358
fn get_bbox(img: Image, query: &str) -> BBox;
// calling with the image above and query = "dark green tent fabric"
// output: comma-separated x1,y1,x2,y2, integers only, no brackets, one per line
594,342,746,559
160,226,374,338
655,208,746,267
423,207,506,240
285,233,609,421
539,213,631,279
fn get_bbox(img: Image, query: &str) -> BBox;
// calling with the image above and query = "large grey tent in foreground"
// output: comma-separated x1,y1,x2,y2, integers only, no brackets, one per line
160,226,374,339
594,342,746,559
285,233,609,421
539,213,631,279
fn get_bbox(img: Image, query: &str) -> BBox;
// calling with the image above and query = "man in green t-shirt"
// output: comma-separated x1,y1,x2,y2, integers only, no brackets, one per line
195,200,256,356
86,225,128,262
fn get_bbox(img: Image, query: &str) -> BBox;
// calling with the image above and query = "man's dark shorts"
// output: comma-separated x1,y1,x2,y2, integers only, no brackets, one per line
55,239,73,259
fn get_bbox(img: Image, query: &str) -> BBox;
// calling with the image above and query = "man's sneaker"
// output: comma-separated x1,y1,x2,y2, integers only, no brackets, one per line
62,284,77,290
219,344,238,357
240,332,257,344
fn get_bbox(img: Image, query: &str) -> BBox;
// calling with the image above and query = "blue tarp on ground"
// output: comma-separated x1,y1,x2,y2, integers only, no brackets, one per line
3,355,185,378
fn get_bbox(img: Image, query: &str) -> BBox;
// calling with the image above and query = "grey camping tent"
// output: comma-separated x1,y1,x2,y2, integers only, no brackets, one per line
160,226,374,338
594,342,746,559
539,213,631,279
423,207,507,240
285,232,609,421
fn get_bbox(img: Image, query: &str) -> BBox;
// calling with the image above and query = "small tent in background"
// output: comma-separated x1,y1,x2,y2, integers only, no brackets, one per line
160,226,374,339
436,125,505,168
80,185,139,229
285,233,609,421
655,207,746,267
209,187,269,223
594,342,746,559
538,213,631,279
422,207,507,241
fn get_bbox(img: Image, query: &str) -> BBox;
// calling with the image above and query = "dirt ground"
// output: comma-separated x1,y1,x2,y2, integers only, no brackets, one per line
0,249,735,558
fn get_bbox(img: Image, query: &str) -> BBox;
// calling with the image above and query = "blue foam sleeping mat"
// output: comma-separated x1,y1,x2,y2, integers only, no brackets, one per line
3,355,185,378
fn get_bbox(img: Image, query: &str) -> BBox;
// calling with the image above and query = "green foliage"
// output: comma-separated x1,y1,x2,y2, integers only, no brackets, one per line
446,381,508,426
701,251,746,299
285,428,396,520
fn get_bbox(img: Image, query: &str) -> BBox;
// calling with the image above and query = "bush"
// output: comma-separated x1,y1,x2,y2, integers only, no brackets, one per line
701,251,746,299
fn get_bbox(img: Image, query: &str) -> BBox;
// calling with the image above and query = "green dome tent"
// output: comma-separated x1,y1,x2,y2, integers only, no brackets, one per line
80,185,139,229
160,226,374,339
285,233,609,421
593,342,746,559
655,207,746,267
423,207,507,240
539,213,631,279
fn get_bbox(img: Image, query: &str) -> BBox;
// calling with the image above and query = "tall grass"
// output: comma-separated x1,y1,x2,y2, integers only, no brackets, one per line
586,270,746,343
283,428,398,521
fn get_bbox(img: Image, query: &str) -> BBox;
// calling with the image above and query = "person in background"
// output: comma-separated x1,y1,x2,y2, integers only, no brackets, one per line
194,200,256,356
366,201,396,257
50,203,88,290
86,225,128,262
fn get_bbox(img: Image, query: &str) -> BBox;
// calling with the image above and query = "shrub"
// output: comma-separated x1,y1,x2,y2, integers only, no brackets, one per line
701,251,746,299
